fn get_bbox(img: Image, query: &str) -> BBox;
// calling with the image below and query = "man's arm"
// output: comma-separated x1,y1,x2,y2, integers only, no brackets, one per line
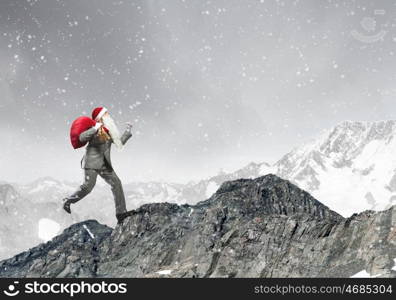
120,130,132,145
79,123,101,143
120,122,133,145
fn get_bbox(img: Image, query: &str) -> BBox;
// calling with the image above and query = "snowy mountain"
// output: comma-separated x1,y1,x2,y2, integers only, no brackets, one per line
182,120,396,217
270,120,396,217
0,184,75,260
16,177,76,203
150,119,396,218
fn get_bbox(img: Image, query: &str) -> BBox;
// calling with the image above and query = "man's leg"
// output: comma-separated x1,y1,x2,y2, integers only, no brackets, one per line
98,167,127,217
63,169,98,213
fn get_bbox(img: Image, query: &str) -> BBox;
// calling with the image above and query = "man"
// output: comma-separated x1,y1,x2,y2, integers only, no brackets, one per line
63,107,132,224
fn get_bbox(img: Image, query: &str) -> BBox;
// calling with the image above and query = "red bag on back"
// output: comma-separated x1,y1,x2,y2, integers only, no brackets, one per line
70,116,96,149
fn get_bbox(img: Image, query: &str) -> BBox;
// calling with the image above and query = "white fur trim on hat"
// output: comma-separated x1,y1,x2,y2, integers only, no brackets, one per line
95,107,107,121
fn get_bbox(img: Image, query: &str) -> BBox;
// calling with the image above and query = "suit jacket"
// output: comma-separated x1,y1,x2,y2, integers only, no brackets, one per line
79,126,132,170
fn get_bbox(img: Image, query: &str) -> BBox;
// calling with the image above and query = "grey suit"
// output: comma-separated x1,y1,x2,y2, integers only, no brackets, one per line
65,126,132,216
79,127,132,169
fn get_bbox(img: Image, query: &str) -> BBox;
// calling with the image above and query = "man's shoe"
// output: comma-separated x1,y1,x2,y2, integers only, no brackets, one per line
116,211,131,224
62,198,72,214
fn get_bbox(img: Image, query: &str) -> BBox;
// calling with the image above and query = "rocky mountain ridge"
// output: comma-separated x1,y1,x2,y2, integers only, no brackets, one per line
1,175,395,278
3,120,396,262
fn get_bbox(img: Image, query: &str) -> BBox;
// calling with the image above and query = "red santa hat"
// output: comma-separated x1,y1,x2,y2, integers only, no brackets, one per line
91,107,107,121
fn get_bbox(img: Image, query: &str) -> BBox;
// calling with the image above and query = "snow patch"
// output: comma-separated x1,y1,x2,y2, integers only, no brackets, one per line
156,269,172,275
38,218,60,242
350,270,383,278
83,224,95,239
205,181,219,198
188,208,194,217
259,163,275,176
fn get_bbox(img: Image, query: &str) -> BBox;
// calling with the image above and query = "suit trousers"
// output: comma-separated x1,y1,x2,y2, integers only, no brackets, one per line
66,164,127,215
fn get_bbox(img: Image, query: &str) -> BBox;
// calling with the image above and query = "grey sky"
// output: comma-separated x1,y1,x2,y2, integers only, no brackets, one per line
1,0,396,184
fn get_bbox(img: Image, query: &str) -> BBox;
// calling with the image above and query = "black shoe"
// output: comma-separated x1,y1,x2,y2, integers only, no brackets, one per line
116,211,131,224
62,198,72,214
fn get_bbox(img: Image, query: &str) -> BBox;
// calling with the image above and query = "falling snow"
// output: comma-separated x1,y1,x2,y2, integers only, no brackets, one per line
1,0,396,184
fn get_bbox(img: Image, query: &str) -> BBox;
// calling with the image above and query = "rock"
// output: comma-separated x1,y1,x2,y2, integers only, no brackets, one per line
0,175,395,278
0,220,112,278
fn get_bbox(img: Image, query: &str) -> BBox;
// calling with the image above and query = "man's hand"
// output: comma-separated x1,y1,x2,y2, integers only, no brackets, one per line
94,122,102,131
126,122,133,132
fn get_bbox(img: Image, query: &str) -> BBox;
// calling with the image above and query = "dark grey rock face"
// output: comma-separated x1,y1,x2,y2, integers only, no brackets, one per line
0,220,112,278
1,175,395,278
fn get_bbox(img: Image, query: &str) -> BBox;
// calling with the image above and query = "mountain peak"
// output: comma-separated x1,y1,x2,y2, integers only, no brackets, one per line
274,119,396,217
200,174,342,221
337,119,396,128
331,119,396,138
0,184,19,206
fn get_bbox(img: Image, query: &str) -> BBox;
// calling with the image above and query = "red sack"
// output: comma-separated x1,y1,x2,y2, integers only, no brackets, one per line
70,116,96,149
